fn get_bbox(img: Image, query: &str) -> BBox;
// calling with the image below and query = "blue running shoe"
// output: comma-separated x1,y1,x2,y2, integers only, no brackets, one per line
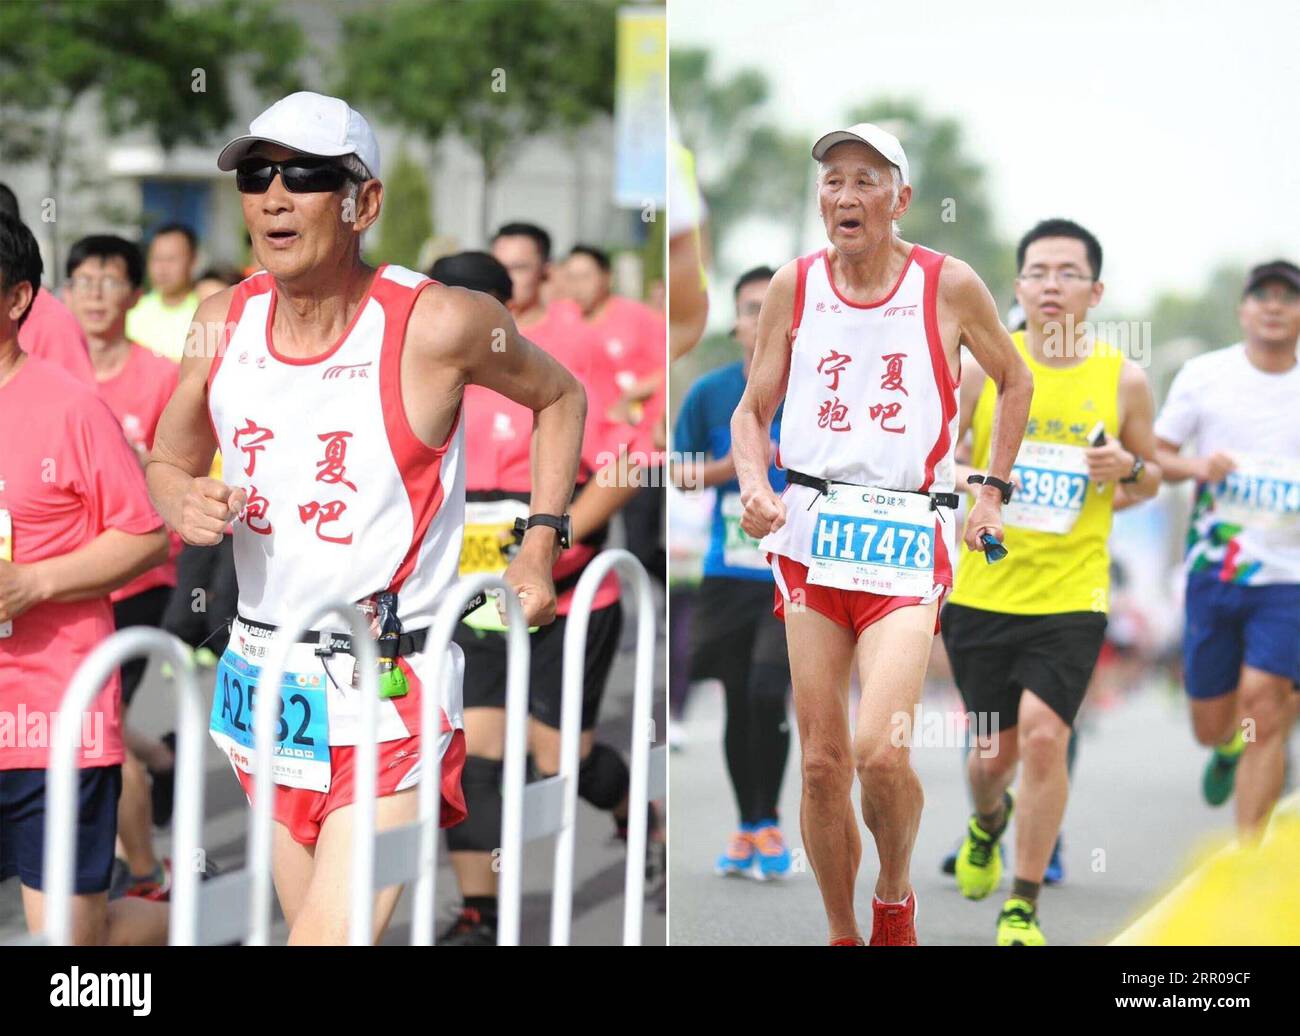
751,823,791,880
714,829,756,877
1043,835,1065,886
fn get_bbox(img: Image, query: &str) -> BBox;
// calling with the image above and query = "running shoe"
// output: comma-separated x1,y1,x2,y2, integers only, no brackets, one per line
616,802,666,885
194,646,220,669
996,896,1046,946
750,823,791,880
1203,729,1245,807
955,790,1014,900
942,836,1006,876
123,858,172,902
1043,834,1065,886
438,907,496,946
869,891,918,946
829,936,864,946
714,829,756,877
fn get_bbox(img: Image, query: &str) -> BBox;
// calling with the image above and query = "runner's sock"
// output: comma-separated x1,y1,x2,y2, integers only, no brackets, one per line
976,800,1008,837
1216,728,1246,759
1011,877,1040,907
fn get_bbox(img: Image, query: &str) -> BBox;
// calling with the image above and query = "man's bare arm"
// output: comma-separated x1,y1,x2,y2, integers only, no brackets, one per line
0,529,167,622
146,289,243,544
732,261,795,497
1108,361,1162,501
945,260,1033,496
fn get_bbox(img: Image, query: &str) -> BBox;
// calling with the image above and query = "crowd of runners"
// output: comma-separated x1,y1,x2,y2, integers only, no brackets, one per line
670,121,1300,946
0,90,666,945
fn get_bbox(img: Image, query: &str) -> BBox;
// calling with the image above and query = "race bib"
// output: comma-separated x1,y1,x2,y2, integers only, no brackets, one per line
806,484,936,597
209,649,332,792
460,499,530,632
459,499,528,577
719,492,769,570
1212,452,1300,531
1003,441,1090,534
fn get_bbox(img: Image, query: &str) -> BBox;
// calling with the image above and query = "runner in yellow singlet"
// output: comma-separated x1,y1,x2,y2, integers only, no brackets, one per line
941,219,1163,945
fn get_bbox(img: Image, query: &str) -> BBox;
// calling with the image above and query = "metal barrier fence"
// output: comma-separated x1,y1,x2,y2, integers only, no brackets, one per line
27,553,662,946
497,548,666,946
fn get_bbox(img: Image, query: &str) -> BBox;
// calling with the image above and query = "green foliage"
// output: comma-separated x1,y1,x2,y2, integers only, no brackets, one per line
846,98,1014,304
375,146,434,269
339,0,617,236
0,0,305,154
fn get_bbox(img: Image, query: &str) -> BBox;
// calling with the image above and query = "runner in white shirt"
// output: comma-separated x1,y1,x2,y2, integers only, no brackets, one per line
147,93,587,944
731,123,1033,945
1152,260,1300,837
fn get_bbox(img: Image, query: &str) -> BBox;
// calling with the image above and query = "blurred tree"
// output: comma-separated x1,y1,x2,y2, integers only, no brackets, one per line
375,146,434,270
1146,262,1249,397
847,98,1014,302
670,48,809,260
340,0,616,241
0,0,304,273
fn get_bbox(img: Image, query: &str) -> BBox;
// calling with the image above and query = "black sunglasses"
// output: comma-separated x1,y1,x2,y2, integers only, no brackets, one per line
235,158,364,195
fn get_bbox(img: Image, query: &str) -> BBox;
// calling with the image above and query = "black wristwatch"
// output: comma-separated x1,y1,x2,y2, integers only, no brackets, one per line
967,474,1014,504
1120,456,1146,485
513,513,572,549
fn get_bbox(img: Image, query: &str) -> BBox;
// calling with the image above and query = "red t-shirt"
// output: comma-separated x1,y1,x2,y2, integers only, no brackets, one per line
0,358,163,769
18,287,95,386
96,343,181,601
463,303,636,613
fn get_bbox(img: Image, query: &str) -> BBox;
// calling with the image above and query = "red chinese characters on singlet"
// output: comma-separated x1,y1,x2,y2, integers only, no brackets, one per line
206,265,465,746
762,244,959,590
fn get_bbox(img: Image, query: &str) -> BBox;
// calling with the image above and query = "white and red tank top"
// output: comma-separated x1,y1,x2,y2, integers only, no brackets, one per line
207,264,465,633
763,244,959,588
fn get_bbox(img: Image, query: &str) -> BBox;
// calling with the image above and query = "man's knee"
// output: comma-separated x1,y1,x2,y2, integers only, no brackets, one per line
1017,716,1070,772
576,743,629,812
802,742,853,800
1238,673,1291,742
854,737,910,786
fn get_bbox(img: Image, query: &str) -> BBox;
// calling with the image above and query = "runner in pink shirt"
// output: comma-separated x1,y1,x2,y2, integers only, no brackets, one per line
563,244,667,582
0,212,170,945
66,234,182,902
430,236,660,945
0,182,95,385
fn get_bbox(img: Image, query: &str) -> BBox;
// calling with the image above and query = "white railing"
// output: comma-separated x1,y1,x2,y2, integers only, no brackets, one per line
41,628,205,945
497,548,666,946
28,554,660,946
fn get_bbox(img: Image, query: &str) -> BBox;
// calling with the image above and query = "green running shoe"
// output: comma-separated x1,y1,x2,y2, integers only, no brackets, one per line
955,789,1014,901
1202,729,1245,807
996,896,1046,946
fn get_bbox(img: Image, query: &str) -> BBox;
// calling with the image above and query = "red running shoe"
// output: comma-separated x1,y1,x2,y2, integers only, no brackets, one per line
829,936,864,946
869,891,917,946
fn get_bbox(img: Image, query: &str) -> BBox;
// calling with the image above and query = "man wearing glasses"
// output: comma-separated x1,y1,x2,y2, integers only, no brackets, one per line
65,234,181,903
941,219,1161,945
146,92,588,944
1154,260,1300,839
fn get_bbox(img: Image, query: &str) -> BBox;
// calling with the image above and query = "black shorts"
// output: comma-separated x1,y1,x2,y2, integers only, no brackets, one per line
0,765,122,893
454,603,624,731
112,585,173,708
941,603,1107,730
689,576,790,683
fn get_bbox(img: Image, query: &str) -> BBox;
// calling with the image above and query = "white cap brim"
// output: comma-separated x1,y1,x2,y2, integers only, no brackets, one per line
217,134,357,171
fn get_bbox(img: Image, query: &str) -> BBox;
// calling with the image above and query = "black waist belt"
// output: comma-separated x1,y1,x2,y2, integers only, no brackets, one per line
236,590,488,659
785,469,959,511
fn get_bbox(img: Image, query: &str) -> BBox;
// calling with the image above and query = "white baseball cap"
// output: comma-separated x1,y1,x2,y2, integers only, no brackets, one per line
217,91,381,177
811,122,909,187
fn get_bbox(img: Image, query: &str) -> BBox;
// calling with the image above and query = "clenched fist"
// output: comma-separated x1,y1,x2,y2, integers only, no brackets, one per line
740,486,786,540
176,477,247,546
